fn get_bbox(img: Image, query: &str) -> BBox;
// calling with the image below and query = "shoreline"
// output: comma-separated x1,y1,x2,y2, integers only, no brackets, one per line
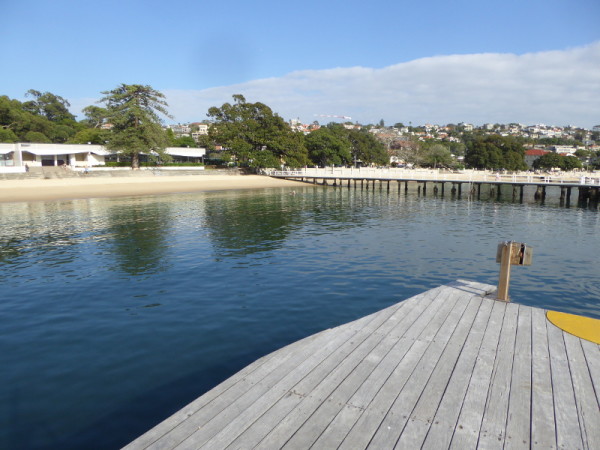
0,175,308,203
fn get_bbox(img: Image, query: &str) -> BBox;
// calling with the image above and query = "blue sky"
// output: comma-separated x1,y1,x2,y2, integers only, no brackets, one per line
2,0,599,127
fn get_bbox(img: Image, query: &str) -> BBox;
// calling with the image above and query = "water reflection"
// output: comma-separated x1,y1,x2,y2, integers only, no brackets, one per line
105,199,172,276
203,190,303,256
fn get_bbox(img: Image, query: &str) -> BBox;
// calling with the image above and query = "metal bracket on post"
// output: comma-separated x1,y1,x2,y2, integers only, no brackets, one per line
496,241,533,302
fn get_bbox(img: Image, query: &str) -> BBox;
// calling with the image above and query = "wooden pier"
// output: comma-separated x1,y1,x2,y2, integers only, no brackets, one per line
270,169,600,207
126,281,600,449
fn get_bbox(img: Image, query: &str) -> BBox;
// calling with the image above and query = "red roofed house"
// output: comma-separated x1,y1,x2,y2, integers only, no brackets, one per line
524,149,549,169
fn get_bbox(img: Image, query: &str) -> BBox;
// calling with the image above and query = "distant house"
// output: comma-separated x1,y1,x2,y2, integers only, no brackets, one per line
168,124,192,137
190,123,209,135
524,149,549,169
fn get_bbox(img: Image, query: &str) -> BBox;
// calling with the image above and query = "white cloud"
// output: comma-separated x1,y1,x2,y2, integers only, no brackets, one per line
163,42,600,128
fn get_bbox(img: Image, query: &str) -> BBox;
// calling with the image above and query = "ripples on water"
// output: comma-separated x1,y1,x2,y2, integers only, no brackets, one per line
0,185,598,448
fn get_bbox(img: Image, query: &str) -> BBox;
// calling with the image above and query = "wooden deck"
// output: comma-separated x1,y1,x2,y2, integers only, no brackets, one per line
126,280,600,449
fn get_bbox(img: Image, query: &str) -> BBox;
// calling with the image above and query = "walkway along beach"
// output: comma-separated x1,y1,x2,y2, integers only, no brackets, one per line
126,280,600,449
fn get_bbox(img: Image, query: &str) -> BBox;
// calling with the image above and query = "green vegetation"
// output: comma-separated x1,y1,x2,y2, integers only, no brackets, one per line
304,126,352,166
0,92,83,143
533,153,583,171
97,84,172,169
0,88,597,171
207,94,309,168
422,144,453,168
464,135,528,171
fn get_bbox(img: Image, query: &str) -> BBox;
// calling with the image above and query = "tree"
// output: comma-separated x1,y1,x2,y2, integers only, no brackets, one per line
533,153,582,171
81,105,109,128
447,141,466,157
0,128,18,142
304,127,352,166
24,131,51,143
0,94,79,143
171,135,197,148
97,84,172,169
423,144,453,168
346,127,388,165
388,138,423,166
207,95,309,168
68,128,107,145
464,135,527,170
23,89,76,122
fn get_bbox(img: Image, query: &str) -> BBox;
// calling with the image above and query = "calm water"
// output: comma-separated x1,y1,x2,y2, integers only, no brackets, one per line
1,184,598,449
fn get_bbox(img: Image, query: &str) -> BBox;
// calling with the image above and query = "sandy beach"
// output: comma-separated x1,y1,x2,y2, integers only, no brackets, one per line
0,175,307,203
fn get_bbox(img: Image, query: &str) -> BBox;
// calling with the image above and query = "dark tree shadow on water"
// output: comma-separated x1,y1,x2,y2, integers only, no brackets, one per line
106,201,172,277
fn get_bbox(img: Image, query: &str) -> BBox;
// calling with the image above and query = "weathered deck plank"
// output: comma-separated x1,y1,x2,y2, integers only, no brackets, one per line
547,319,584,450
125,280,600,450
394,294,483,448
366,288,478,448
564,332,600,448
504,305,532,449
421,297,494,449
530,306,556,449
449,299,507,449
477,301,519,448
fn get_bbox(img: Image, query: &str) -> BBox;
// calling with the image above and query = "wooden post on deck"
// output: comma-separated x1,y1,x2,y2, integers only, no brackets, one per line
497,243,513,302
496,241,533,302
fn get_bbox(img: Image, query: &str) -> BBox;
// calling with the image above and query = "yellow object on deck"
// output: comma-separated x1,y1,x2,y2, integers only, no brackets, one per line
546,310,600,344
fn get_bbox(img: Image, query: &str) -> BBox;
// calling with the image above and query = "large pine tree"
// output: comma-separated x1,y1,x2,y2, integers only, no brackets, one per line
98,84,171,169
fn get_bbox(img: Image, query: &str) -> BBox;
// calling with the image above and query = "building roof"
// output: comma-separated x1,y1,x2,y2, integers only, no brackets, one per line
165,147,206,158
525,149,549,156
17,143,110,156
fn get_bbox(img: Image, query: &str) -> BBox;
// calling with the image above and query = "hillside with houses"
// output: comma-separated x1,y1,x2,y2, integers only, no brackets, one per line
1,89,599,172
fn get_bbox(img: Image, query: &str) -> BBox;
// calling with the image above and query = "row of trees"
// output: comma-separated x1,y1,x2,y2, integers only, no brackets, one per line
207,95,389,168
1,86,595,171
533,152,583,171
0,90,81,143
463,135,529,171
0,89,389,169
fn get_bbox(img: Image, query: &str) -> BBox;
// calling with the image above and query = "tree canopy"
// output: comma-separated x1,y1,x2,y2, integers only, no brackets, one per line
422,144,454,168
97,84,172,168
345,126,389,166
0,93,81,143
464,135,527,171
208,94,309,168
23,89,76,123
533,153,583,171
304,126,352,166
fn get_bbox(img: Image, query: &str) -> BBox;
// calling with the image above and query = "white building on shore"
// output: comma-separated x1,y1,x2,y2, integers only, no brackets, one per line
0,143,109,172
0,143,206,173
